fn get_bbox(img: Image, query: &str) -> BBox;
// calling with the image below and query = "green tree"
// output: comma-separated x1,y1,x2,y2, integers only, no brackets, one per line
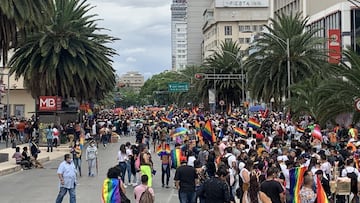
0,0,54,66
9,0,118,101
245,12,328,106
317,48,360,124
201,40,243,105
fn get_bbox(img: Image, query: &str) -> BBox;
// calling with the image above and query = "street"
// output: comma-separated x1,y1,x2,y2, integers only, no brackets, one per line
0,136,180,203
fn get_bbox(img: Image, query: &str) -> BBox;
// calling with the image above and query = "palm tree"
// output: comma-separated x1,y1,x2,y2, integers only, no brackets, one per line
244,12,328,106
0,0,54,67
201,40,243,105
9,0,118,101
317,48,360,124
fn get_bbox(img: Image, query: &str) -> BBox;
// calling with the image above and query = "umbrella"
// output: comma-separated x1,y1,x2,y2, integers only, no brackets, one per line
249,105,265,112
173,127,188,137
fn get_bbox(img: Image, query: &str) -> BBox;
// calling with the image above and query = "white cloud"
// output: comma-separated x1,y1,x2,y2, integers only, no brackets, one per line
125,57,137,63
88,0,171,79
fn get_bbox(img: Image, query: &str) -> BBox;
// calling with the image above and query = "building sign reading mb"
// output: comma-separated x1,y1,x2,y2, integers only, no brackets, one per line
39,96,62,111
215,0,269,7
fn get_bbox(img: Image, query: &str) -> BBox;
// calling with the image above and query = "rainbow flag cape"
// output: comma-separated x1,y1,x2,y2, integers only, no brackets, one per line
202,120,216,143
296,127,305,133
316,177,329,203
289,167,307,203
171,148,182,168
157,144,171,156
161,117,171,125
247,118,261,129
233,127,247,137
101,178,121,203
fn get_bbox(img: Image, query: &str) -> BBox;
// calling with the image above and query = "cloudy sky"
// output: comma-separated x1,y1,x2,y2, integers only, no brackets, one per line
88,0,172,80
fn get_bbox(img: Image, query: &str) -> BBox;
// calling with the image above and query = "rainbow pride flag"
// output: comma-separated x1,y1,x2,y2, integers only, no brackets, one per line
183,109,190,115
171,148,182,168
316,177,329,203
157,144,171,156
101,178,121,203
247,118,261,129
166,106,174,119
233,127,247,137
289,167,307,203
194,120,200,130
202,120,216,143
296,127,305,133
161,117,172,125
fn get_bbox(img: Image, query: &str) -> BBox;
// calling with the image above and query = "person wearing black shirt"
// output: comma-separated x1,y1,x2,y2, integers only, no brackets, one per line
259,167,285,203
174,157,198,203
199,165,230,203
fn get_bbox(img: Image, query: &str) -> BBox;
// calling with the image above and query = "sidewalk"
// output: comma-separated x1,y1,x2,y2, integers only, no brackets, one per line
0,143,70,176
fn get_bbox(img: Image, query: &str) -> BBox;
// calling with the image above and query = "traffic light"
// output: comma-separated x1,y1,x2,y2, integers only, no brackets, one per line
194,73,205,80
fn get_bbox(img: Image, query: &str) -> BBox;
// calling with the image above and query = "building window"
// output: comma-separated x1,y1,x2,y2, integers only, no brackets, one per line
244,25,251,32
225,38,232,43
224,26,232,35
239,25,244,32
14,104,24,118
245,38,250,43
239,38,245,44
252,25,257,32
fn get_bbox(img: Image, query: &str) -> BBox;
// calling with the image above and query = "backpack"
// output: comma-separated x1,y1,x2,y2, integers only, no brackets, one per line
139,187,154,203
346,168,358,194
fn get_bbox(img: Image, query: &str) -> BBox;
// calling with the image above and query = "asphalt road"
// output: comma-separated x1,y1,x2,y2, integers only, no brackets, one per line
0,136,180,203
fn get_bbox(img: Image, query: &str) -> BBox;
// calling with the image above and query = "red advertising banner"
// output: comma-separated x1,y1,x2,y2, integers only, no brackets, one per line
328,29,341,64
39,96,58,111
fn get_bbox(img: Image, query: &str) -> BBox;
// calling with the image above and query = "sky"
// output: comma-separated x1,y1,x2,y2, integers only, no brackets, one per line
88,0,172,80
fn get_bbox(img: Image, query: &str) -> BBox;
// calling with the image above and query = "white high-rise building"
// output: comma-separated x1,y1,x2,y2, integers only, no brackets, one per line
171,0,187,71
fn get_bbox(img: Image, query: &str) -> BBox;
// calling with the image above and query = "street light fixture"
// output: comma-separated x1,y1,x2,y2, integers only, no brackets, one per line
0,70,10,148
221,50,245,103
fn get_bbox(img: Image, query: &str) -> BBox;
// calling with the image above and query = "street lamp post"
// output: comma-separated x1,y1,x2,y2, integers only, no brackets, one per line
0,71,10,148
222,50,245,102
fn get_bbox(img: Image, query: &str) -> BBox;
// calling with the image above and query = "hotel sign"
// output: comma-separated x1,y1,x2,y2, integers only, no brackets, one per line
215,0,269,7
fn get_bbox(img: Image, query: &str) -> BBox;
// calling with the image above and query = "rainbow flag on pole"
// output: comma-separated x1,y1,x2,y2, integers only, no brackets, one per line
247,118,261,129
233,127,247,137
316,177,330,203
171,148,182,169
289,167,307,203
166,106,174,119
202,120,216,143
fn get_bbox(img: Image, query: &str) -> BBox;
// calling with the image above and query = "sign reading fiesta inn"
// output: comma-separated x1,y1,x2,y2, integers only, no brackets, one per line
215,0,269,7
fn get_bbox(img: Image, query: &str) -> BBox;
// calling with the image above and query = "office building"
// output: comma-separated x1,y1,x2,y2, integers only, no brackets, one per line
171,0,187,71
171,0,211,71
118,71,144,92
202,0,270,58
271,0,359,63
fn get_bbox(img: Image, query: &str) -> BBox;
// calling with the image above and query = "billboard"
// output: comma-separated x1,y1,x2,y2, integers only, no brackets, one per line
215,0,269,7
328,29,341,64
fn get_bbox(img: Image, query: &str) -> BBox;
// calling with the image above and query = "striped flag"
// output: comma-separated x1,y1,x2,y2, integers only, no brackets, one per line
311,125,322,141
202,120,216,143
247,117,261,129
161,117,172,125
289,167,307,203
233,127,247,137
296,127,305,133
316,177,330,203
166,106,174,119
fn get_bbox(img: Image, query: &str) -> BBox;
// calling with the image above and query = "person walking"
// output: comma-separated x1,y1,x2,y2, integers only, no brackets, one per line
118,144,128,187
55,154,77,203
174,157,198,203
199,165,230,203
71,141,82,176
85,140,98,176
134,175,155,203
46,125,54,152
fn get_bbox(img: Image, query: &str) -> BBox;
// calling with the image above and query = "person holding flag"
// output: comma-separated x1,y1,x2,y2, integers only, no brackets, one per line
157,139,171,188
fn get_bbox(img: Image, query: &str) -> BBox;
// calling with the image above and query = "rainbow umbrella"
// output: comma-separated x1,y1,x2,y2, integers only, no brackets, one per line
173,127,188,137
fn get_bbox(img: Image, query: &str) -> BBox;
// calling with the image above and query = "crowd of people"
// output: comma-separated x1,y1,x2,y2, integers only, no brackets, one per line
11,106,358,203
